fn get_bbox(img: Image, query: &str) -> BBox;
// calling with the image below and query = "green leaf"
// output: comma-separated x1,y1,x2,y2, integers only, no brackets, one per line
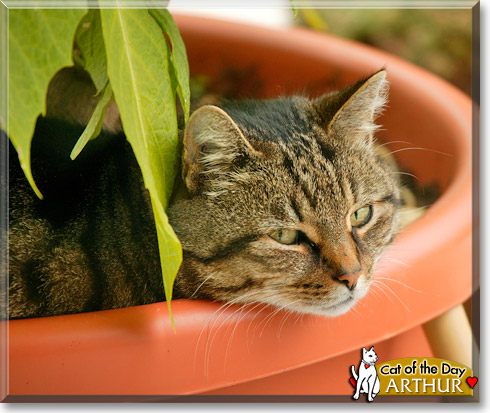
74,10,108,93
100,9,183,326
149,9,190,122
8,9,86,198
72,10,111,159
70,82,112,160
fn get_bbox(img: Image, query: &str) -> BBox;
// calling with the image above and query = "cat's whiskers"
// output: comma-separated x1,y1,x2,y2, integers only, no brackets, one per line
367,284,383,301
194,290,264,375
223,296,299,371
202,288,281,375
370,279,411,312
222,284,280,354
254,299,292,336
379,256,410,267
370,280,399,309
277,307,302,340
376,139,414,148
392,171,420,182
204,299,250,377
204,291,265,345
382,146,452,159
223,301,265,370
247,299,281,343
189,273,215,298
376,259,411,276
294,313,304,324
257,299,302,338
347,301,363,321
195,300,236,375
220,301,258,373
374,276,424,294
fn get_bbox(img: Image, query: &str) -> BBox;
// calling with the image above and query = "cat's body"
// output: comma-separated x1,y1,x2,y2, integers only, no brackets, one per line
7,119,165,318
5,69,401,319
351,346,381,402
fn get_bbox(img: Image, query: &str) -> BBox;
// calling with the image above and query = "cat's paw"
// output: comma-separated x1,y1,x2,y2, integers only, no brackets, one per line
368,395,374,402
352,394,359,400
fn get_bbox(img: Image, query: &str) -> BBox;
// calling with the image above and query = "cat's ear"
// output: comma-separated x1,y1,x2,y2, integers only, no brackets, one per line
314,70,389,147
183,105,261,195
370,346,374,351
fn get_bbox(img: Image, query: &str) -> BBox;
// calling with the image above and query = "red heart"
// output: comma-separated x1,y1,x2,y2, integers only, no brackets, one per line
349,377,357,388
466,377,478,389
365,364,370,368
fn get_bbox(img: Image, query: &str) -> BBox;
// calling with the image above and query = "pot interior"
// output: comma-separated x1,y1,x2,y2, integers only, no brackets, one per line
181,21,468,200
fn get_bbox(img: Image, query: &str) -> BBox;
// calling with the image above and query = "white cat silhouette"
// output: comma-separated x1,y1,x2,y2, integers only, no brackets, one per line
351,346,380,402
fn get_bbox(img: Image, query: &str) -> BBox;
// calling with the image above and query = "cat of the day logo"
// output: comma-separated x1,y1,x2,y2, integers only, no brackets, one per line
349,347,477,402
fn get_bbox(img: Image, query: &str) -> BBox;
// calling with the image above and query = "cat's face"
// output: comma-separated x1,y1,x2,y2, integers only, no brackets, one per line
362,347,378,363
169,71,400,317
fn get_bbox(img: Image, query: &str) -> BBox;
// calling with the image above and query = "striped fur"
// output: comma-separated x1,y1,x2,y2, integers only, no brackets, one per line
170,70,400,317
6,71,400,319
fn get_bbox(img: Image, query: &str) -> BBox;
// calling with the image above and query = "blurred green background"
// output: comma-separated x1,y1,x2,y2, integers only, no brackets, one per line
296,8,472,96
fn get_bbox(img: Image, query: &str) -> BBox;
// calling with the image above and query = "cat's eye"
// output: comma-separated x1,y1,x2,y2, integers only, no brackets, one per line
269,229,299,245
350,206,372,227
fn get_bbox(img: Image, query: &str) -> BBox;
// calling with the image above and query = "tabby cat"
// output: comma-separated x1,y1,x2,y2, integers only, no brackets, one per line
5,69,400,319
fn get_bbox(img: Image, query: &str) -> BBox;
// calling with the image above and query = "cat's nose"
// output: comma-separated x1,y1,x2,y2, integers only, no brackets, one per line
335,268,362,291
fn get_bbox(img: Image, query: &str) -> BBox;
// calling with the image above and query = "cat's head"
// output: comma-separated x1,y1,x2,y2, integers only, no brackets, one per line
362,346,378,363
168,70,400,317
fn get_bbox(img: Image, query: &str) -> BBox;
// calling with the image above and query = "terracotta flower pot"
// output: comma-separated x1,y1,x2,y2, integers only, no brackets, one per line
6,15,473,400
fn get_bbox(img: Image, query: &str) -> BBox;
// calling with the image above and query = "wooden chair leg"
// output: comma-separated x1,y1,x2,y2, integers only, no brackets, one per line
422,304,473,367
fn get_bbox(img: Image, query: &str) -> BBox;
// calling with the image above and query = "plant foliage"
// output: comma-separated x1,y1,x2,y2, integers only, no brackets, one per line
9,9,85,198
8,7,189,323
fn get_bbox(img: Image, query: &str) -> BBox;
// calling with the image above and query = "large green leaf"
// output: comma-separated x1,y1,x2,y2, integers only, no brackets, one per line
149,9,190,122
9,9,85,198
100,9,183,324
74,9,108,93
